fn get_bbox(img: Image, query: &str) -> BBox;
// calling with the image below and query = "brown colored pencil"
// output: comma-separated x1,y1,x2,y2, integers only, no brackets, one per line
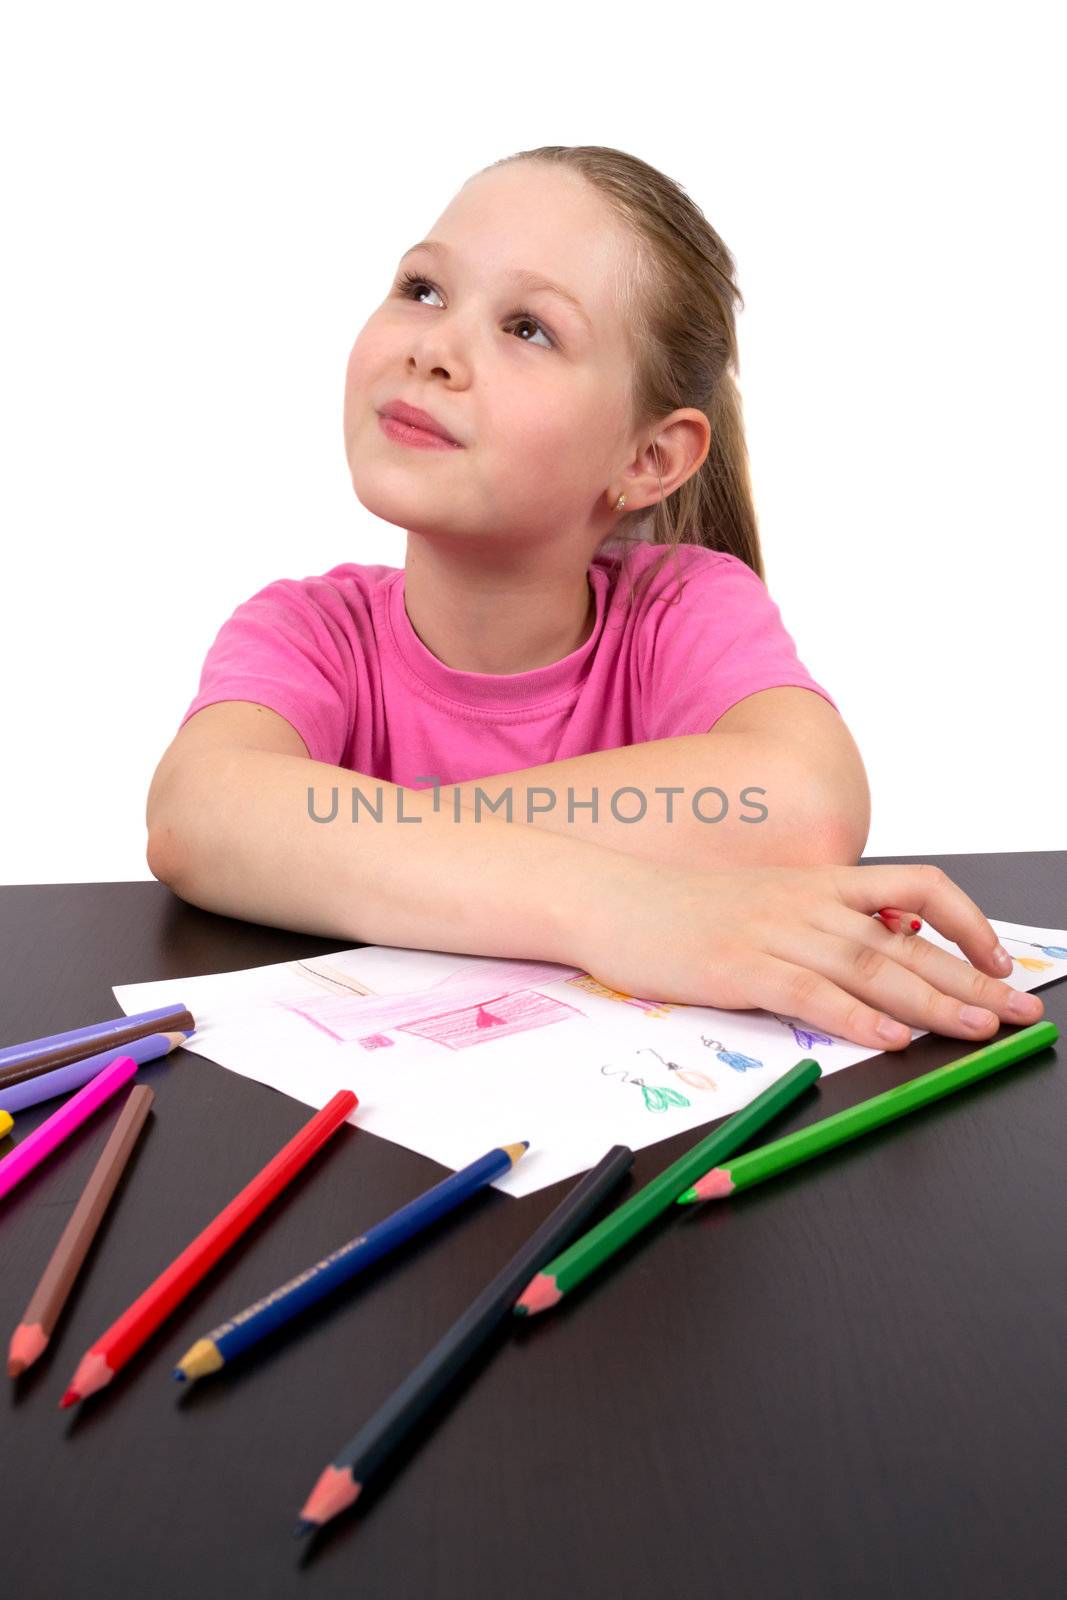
0,1014,194,1090
8,1084,155,1377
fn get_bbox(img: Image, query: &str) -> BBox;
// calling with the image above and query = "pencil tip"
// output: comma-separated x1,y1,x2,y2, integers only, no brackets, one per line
173,1369,186,1383
59,1388,79,1409
9,1323,48,1375
512,1274,561,1317
294,1519,316,1539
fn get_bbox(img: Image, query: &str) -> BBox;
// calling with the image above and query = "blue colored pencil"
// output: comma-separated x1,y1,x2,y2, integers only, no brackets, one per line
172,1141,531,1383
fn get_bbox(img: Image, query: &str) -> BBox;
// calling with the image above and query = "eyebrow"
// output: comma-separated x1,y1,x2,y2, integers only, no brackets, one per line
399,239,594,336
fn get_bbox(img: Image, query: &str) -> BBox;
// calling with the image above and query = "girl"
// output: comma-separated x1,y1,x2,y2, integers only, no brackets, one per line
146,145,1042,1052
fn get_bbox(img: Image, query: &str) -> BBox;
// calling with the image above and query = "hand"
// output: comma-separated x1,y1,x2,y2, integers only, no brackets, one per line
571,858,1044,1051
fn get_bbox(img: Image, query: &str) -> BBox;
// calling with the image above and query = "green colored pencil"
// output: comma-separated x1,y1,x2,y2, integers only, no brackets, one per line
513,1056,822,1317
676,1019,1059,1204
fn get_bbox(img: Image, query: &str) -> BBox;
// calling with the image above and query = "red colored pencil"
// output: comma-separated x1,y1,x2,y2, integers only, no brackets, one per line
59,1088,357,1406
876,906,922,935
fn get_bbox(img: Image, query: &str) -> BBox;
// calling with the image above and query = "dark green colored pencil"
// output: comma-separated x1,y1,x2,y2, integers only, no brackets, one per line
513,1057,822,1317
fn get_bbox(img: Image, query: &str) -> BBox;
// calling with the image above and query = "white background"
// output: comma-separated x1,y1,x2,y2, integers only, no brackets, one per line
1,2,1063,884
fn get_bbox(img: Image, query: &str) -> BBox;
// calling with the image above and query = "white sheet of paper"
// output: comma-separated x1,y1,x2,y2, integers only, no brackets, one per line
112,918,1066,1197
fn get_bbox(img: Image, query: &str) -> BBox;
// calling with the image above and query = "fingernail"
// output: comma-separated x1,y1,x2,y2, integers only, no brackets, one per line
959,1004,997,1029
1007,990,1041,1019
994,946,1013,971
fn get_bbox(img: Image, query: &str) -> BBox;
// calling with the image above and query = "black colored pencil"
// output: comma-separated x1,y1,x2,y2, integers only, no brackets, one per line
295,1143,634,1535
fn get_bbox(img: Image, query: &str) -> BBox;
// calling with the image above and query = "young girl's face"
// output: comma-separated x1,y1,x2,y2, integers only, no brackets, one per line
342,163,644,563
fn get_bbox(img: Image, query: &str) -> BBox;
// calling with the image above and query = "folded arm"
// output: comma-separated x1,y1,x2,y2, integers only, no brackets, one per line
440,688,870,869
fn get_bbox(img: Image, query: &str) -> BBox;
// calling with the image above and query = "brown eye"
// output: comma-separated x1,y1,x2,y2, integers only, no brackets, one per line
394,271,556,349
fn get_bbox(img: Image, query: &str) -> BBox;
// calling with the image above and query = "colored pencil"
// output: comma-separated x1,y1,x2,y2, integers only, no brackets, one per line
0,1011,195,1091
677,1019,1058,1204
60,1088,358,1406
876,907,922,935
513,1057,821,1318
0,1109,11,1142
8,1085,155,1377
0,1005,193,1076
295,1143,635,1536
0,1031,187,1115
174,1140,531,1383
0,1055,140,1205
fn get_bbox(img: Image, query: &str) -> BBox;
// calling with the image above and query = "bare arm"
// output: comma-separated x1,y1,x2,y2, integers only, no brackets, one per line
147,740,633,964
442,690,871,869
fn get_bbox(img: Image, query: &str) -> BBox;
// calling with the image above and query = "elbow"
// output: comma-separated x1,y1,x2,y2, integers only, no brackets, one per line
801,773,871,867
146,824,186,891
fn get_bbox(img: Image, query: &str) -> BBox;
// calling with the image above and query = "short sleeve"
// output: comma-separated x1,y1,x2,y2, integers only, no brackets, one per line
641,552,839,739
178,576,355,765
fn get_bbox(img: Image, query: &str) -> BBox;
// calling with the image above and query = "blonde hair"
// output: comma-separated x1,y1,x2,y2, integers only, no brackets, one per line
475,144,765,607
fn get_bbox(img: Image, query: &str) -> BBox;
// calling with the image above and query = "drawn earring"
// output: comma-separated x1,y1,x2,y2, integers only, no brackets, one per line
614,493,627,511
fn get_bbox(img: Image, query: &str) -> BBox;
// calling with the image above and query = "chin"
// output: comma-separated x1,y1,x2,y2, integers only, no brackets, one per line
346,466,441,529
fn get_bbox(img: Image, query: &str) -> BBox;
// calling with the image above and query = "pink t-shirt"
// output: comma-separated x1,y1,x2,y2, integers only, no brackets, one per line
178,541,838,786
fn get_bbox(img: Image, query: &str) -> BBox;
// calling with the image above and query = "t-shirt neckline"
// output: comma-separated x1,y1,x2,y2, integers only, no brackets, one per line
384,562,611,711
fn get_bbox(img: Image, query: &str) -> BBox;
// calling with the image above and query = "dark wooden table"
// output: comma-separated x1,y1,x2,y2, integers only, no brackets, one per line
1,851,1065,1598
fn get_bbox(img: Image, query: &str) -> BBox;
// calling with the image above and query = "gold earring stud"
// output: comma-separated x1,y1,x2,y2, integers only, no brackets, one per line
614,493,627,512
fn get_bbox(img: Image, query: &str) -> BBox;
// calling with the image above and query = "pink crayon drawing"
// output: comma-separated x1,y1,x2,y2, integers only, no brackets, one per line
395,989,585,1051
274,958,584,1046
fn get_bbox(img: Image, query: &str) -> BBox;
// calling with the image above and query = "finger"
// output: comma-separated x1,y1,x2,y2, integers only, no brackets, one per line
876,907,923,936
726,948,915,1051
832,863,1012,979
770,921,1044,1043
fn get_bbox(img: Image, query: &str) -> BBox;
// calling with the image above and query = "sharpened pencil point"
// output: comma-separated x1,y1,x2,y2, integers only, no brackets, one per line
687,1167,736,1202
512,1273,563,1317
63,1348,113,1404
300,1464,361,1527
8,1322,48,1378
173,1368,186,1382
294,1519,317,1538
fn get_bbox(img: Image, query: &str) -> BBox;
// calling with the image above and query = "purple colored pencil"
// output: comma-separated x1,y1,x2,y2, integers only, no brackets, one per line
0,1031,189,1116
0,1006,192,1071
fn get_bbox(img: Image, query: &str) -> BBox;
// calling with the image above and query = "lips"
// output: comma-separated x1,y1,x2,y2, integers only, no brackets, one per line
378,399,462,446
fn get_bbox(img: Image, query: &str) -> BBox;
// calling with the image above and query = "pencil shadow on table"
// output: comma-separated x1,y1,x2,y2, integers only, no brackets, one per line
10,1115,156,1407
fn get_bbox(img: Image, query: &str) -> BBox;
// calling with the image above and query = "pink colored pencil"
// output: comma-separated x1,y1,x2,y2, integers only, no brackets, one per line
0,1055,140,1204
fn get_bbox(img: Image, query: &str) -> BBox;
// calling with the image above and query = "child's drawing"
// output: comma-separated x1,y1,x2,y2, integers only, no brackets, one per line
698,1034,766,1073
565,972,674,1017
600,1063,691,1113
275,958,586,1046
999,936,1066,971
393,989,586,1051
114,912,1067,1199
637,1046,718,1093
770,1013,837,1049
